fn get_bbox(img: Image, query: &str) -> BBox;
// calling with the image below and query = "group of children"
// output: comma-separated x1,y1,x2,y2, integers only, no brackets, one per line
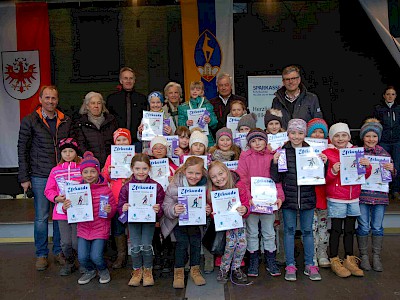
42,81,393,288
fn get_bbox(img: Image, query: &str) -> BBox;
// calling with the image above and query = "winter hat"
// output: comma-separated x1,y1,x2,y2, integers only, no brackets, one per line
80,151,100,174
189,130,208,148
329,122,351,141
306,118,328,138
237,113,257,130
287,118,307,133
58,137,81,156
216,127,233,141
113,128,132,144
360,118,383,141
150,135,168,150
246,128,268,145
147,91,164,104
264,108,283,128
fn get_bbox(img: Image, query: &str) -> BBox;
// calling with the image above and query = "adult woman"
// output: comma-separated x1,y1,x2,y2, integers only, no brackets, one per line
74,91,118,168
163,81,183,129
373,86,400,200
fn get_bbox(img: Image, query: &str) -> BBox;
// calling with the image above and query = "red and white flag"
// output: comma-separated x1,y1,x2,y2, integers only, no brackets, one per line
0,2,51,168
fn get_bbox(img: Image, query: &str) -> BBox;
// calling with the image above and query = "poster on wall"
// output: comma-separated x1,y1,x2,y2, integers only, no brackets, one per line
247,75,282,129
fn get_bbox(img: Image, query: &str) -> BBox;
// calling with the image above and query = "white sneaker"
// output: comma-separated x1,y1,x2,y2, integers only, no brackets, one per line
318,257,331,268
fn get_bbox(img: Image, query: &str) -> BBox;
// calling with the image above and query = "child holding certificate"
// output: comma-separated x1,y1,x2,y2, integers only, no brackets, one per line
357,119,394,272
161,156,212,289
118,153,165,287
209,127,241,162
208,161,250,284
227,100,247,118
101,128,132,269
45,138,82,276
62,151,116,285
322,122,372,278
271,119,327,282
236,129,284,278
174,126,191,157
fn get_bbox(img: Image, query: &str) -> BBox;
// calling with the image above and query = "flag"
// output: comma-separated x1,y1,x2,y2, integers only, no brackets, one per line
180,0,234,100
0,2,51,168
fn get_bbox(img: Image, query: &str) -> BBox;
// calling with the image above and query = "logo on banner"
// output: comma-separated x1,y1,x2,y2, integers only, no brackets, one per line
194,30,221,82
2,50,40,100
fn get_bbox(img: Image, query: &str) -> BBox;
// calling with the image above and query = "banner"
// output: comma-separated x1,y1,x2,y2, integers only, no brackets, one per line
180,0,234,100
0,2,51,168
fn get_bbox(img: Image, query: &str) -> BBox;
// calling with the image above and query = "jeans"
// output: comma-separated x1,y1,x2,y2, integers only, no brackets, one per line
282,208,314,266
246,213,276,252
173,225,201,268
31,176,61,257
78,237,107,271
356,204,386,236
128,223,155,269
380,141,400,193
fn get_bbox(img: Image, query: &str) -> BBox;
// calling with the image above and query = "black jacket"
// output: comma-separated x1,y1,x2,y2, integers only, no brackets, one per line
373,100,400,143
18,108,72,182
270,141,316,210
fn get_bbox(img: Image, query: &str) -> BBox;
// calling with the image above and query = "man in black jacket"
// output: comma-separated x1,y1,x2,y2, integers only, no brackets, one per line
106,67,147,153
18,85,72,271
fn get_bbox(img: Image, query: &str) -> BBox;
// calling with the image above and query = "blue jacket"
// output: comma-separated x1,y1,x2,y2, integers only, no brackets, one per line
373,101,400,143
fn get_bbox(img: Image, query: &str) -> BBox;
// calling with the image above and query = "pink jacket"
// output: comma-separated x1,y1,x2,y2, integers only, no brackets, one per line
101,154,129,206
236,148,285,210
45,162,82,220
323,146,372,201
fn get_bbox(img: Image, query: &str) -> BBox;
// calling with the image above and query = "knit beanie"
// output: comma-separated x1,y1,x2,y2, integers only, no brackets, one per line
150,135,168,150
216,127,233,142
80,151,101,174
287,118,307,133
148,91,164,104
264,108,283,128
189,130,208,148
237,113,257,131
58,137,81,156
246,128,268,145
306,118,328,138
329,122,351,141
360,118,383,141
113,128,132,144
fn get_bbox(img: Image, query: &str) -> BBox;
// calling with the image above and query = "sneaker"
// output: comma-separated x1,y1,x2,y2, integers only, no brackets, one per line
99,268,111,284
232,268,248,283
35,257,48,271
59,263,76,276
78,270,97,285
54,252,66,265
284,265,297,281
318,257,331,268
265,251,281,276
304,265,322,281
216,269,228,284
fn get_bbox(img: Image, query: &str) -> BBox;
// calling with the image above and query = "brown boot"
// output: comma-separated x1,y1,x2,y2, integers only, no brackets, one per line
330,257,351,278
173,267,185,289
190,265,206,286
142,267,155,286
112,235,127,269
128,267,143,287
35,257,48,271
343,256,364,277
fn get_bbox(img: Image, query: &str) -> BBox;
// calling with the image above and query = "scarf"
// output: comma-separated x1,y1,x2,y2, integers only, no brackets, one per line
88,112,105,129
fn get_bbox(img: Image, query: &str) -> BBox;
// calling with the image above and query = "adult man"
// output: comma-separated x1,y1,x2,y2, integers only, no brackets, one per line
209,72,248,133
107,67,147,152
18,85,72,271
272,65,323,129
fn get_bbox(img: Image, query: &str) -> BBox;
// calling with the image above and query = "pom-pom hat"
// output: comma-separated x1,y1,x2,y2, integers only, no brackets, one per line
264,108,283,128
216,127,233,141
113,128,132,144
237,113,257,131
246,128,268,145
360,118,383,141
189,130,208,148
306,118,328,138
150,135,168,150
80,151,101,174
329,122,351,141
58,137,81,156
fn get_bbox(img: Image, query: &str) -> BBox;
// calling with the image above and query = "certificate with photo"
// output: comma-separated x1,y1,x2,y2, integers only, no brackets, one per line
65,184,94,223
226,117,240,134
111,145,135,178
183,155,208,169
295,147,325,185
128,183,157,222
268,132,288,151
178,186,206,226
304,137,328,151
211,188,243,231
150,158,169,191
187,108,209,135
361,155,390,193
339,147,366,185
142,111,163,141
250,177,278,214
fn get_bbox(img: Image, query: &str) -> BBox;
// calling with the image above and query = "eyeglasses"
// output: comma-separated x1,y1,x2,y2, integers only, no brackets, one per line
283,76,300,82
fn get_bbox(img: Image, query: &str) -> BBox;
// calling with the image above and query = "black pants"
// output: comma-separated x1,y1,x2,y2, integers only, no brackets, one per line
329,216,357,258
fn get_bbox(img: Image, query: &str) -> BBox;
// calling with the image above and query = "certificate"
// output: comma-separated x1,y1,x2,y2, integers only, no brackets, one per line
187,108,209,135
211,188,243,231
268,132,288,151
142,111,163,141
223,160,238,170
183,155,208,169
65,184,94,223
166,135,180,166
111,145,135,178
295,147,325,185
128,183,157,222
55,178,80,215
304,137,328,151
340,147,366,185
178,186,206,225
226,117,240,134
234,132,248,150
250,177,278,213
150,158,169,191
361,155,390,193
